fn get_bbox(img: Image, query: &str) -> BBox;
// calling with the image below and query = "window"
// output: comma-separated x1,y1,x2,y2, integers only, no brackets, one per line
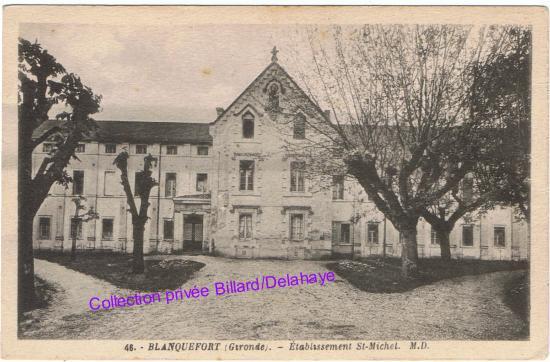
332,175,344,200
72,170,84,195
462,225,474,247
167,145,178,155
102,219,114,240
75,144,86,153
38,217,51,240
196,173,208,192
105,143,116,153
42,143,54,153
290,214,304,240
164,219,174,240
136,144,147,154
197,146,209,156
293,114,306,139
494,226,506,247
239,160,254,191
165,173,177,197
431,229,440,245
332,221,351,244
242,112,254,139
290,161,305,192
104,170,117,196
70,218,82,239
367,223,379,244
239,214,253,240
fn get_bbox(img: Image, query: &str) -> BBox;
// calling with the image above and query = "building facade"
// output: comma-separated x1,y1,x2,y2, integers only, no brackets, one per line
31,56,529,261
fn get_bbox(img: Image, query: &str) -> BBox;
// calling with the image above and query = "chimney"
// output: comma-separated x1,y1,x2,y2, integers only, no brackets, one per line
216,107,224,117
324,110,331,121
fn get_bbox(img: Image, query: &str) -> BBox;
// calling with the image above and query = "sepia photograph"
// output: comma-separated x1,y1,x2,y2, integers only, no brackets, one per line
2,5,548,360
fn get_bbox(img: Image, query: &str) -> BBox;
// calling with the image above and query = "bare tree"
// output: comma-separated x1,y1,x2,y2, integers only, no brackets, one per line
113,150,158,274
419,27,531,260
284,25,514,276
475,28,531,222
18,38,101,314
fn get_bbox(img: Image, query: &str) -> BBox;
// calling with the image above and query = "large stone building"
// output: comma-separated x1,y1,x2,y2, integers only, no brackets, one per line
32,54,529,261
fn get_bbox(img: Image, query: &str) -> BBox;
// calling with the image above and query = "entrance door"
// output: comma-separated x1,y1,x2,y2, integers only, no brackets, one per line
183,214,203,251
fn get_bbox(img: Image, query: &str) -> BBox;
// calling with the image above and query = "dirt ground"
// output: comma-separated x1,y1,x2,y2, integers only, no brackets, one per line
19,256,528,340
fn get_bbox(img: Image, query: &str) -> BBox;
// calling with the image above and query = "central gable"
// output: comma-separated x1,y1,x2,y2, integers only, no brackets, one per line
211,59,327,126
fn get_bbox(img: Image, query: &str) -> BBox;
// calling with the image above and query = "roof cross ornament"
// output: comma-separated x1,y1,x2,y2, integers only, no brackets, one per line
271,46,279,62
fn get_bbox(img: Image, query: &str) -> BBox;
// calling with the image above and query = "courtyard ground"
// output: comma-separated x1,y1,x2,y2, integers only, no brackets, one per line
20,256,528,340
326,257,528,293
35,250,205,291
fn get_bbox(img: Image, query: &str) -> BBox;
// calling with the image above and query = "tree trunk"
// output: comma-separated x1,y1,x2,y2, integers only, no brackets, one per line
18,211,36,319
71,235,77,261
438,229,452,261
18,109,36,316
132,221,145,274
400,225,419,278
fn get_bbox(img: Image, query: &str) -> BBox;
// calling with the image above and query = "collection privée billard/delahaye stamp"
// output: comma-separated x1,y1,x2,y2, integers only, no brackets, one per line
1,5,548,361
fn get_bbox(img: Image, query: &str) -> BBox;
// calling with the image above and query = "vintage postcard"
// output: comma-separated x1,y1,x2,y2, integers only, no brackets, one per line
2,5,548,360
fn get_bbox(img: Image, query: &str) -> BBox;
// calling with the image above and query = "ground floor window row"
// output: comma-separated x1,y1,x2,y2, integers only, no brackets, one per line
37,215,177,242
37,215,511,248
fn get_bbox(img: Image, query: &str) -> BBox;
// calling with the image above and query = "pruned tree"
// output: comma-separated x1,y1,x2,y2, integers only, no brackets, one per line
69,196,99,261
284,25,515,276
18,38,101,314
113,150,158,274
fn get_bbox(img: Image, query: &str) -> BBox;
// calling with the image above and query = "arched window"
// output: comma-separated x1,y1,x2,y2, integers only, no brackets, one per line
242,112,255,139
293,114,306,139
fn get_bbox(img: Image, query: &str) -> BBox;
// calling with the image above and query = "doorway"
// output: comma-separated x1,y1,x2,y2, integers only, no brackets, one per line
183,214,203,252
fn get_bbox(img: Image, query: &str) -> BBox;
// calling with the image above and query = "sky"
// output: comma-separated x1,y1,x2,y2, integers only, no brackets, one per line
20,23,307,123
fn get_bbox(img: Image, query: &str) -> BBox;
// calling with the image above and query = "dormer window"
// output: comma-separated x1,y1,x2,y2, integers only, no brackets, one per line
242,112,255,139
136,144,147,154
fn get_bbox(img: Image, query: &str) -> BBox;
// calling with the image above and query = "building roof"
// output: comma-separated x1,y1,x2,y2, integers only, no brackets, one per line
33,119,212,145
